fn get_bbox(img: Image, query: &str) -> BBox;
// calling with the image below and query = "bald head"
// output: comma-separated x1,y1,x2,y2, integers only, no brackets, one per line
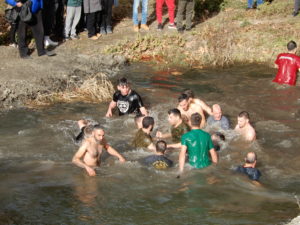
245,152,257,164
212,104,222,121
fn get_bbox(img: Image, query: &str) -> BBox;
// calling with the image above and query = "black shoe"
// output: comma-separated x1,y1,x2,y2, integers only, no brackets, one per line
293,11,299,16
39,50,56,57
157,23,163,31
177,27,184,34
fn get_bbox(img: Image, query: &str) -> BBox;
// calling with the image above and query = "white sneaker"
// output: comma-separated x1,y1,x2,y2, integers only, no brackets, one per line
44,36,58,47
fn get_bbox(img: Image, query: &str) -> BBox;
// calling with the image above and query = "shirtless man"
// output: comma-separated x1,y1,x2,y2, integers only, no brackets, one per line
183,89,212,116
234,111,256,142
177,93,206,128
72,125,126,176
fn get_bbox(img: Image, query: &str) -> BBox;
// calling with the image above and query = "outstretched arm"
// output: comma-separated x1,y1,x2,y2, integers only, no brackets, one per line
139,107,148,116
199,101,212,116
72,143,96,176
179,145,187,173
167,142,181,149
199,109,206,128
106,145,126,162
106,101,117,117
156,131,172,139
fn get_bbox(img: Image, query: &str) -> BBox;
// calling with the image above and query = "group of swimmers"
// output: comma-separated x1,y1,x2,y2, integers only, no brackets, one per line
72,77,261,183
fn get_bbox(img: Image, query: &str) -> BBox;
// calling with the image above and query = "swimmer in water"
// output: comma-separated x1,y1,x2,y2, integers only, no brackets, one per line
156,108,190,149
177,93,206,128
234,111,256,142
235,152,261,184
106,77,148,117
132,116,156,151
207,104,230,130
72,125,126,176
143,140,173,169
211,132,225,151
183,89,213,116
74,119,98,143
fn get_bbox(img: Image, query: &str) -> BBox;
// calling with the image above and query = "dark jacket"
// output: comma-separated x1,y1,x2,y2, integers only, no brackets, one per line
6,0,43,14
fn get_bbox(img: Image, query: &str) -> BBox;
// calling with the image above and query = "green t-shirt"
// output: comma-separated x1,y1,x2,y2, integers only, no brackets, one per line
132,128,152,148
171,121,190,143
181,129,214,169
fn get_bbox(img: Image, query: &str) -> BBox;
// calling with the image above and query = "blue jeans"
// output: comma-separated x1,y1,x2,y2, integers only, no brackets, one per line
133,0,148,25
248,0,264,8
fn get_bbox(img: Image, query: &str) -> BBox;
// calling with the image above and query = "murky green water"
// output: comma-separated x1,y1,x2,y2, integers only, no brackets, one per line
0,64,299,225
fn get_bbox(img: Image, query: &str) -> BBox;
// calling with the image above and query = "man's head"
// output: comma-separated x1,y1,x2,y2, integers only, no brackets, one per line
167,108,182,126
245,152,257,167
178,94,190,111
134,114,145,129
84,125,94,138
142,116,155,131
117,77,131,96
287,41,297,52
92,125,105,142
212,104,222,121
156,140,167,154
183,89,194,100
237,111,250,128
190,112,202,127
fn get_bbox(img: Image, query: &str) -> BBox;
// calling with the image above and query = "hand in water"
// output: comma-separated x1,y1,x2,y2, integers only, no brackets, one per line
85,166,96,176
119,157,126,163
156,131,162,138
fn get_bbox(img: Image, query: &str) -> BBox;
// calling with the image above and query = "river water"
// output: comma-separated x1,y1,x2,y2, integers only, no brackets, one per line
0,64,299,225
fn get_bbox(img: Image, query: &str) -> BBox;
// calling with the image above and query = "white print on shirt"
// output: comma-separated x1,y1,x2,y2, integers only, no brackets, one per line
117,100,129,113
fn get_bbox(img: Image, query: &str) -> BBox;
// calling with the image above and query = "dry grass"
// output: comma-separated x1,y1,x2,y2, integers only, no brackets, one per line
27,72,114,107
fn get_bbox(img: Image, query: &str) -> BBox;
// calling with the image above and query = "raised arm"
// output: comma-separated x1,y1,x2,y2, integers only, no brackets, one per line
105,101,117,117
72,143,96,176
106,145,126,162
179,145,187,173
140,107,148,116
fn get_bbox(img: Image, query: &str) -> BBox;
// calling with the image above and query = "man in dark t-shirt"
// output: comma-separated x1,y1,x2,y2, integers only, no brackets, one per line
144,140,173,169
235,152,262,182
106,77,148,117
132,116,156,150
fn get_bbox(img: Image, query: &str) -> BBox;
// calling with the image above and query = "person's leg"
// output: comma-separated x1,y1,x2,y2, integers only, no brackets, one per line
176,0,187,30
9,22,18,45
86,13,96,37
65,6,75,38
132,0,140,26
166,0,175,25
156,0,164,25
42,0,55,37
247,0,254,8
31,11,46,56
106,0,114,32
71,6,82,36
54,0,65,39
141,0,148,25
256,0,264,6
185,0,194,30
17,20,28,57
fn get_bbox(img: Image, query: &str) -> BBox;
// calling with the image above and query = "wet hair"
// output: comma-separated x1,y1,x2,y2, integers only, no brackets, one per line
84,125,94,137
238,111,250,120
287,41,297,51
190,113,202,126
93,124,103,131
134,114,145,123
178,93,189,103
156,140,167,153
245,152,257,164
117,77,129,86
214,132,225,141
183,89,194,98
142,116,154,129
168,108,181,117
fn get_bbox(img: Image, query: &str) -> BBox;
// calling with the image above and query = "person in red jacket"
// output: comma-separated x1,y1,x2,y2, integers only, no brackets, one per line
273,40,300,86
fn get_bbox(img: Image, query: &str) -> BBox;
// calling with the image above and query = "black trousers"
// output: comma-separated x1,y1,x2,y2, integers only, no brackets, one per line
18,10,45,57
100,0,114,28
10,22,18,44
86,12,100,37
295,0,300,12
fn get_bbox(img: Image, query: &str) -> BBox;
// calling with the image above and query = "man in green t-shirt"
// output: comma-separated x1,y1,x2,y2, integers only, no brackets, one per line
156,108,190,149
179,113,218,173
132,116,156,151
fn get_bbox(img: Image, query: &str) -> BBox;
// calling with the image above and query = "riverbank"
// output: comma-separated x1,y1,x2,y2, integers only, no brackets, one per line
0,0,298,109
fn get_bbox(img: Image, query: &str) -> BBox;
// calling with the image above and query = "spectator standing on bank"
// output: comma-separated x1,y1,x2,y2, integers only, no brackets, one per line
83,0,102,40
156,0,176,31
42,0,59,47
293,0,300,16
99,0,114,34
132,0,149,32
65,0,83,40
176,0,194,33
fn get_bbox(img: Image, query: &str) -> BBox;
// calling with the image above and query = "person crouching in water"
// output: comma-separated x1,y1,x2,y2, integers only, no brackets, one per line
143,140,173,169
273,40,300,86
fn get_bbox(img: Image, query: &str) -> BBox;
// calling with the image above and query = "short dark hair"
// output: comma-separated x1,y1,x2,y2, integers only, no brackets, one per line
142,116,154,129
84,125,94,137
117,77,129,86
93,124,104,131
214,132,225,141
168,108,181,117
190,113,202,126
156,140,167,153
287,41,297,51
178,93,189,103
238,111,250,120
183,89,194,98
